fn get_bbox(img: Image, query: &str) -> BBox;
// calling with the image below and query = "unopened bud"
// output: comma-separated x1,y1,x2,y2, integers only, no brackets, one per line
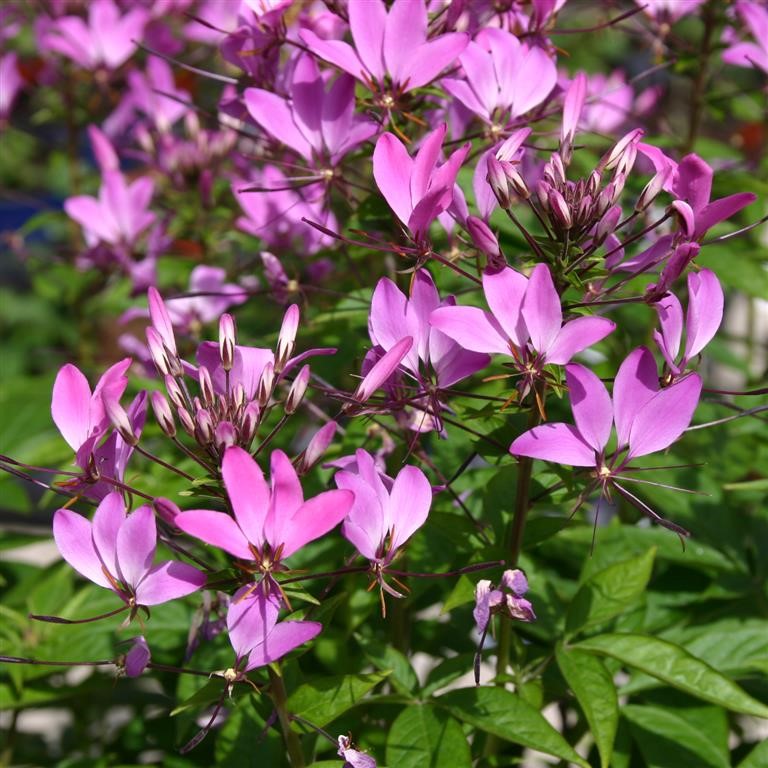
164,374,185,410
257,362,275,407
233,384,246,409
123,636,151,678
195,408,214,444
505,164,530,200
466,216,500,258
219,314,236,372
198,365,215,407
536,180,552,212
595,205,622,245
548,189,572,230
177,406,195,436
214,421,237,453
154,497,181,526
587,169,602,197
105,396,138,446
298,421,337,473
615,142,637,178
548,153,566,187
575,195,592,228
285,365,310,414
146,327,170,376
635,171,667,212
602,128,643,172
486,155,511,208
275,305,300,373
151,391,176,437
240,401,260,445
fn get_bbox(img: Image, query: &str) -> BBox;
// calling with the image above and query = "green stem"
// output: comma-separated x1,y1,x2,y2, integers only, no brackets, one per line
268,668,305,768
684,0,717,153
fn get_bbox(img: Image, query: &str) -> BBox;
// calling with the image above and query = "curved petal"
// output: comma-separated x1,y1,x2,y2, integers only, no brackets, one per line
222,446,270,546
115,505,156,589
509,45,556,116
289,54,324,154
429,306,510,355
388,465,431,553
509,423,596,467
227,584,281,658
264,449,304,552
441,76,489,120
410,124,446,205
613,347,659,449
373,132,413,225
337,471,385,560
694,192,756,240
521,264,561,354
298,30,365,80
91,491,126,578
348,0,386,81
383,0,427,84
369,278,412,366
674,154,712,214
457,41,496,116
654,292,684,364
280,489,354,558
244,88,313,160
355,337,412,402
685,269,723,360
482,267,528,348
51,364,92,452
545,316,616,365
628,373,702,459
407,269,441,363
175,510,252,560
398,34,468,90
565,364,612,453
53,509,112,589
135,560,206,606
244,620,322,670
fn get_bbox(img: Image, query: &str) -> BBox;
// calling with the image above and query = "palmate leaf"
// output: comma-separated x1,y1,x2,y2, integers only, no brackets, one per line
574,633,768,717
555,644,618,768
386,704,471,768
437,686,589,767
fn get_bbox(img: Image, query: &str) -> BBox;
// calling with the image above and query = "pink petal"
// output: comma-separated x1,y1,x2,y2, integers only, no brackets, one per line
561,71,587,144
135,560,206,606
148,287,177,356
407,269,441,362
91,491,126,578
227,585,281,659
51,364,92,452
388,466,431,553
175,510,252,560
628,373,702,459
53,509,112,589
244,88,313,161
337,472,385,560
373,132,413,226
545,316,616,365
398,34,468,91
654,292,684,366
482,268,528,347
264,450,304,552
222,446,270,546
442,76,489,120
685,269,723,360
565,364,612,453
355,337,412,402
430,331,490,387
430,306,510,355
509,423,596,467
369,278,413,367
521,264,562,354
509,45,556,116
289,54,324,154
613,347,659,449
280,489,353,558
457,41,497,117
694,192,756,239
674,154,712,214
299,30,365,81
64,195,113,243
115,505,156,589
348,0,386,81
244,621,322,670
383,0,427,85
321,73,361,158
410,124,446,206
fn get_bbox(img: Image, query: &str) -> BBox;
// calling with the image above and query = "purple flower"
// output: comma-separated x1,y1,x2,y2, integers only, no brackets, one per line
334,449,431,569
474,569,536,634
442,28,556,126
227,583,321,671
635,0,705,24
244,53,377,166
653,269,724,378
510,348,702,534
126,57,191,132
53,493,206,610
373,124,470,242
338,735,377,768
300,0,468,101
431,264,615,396
37,0,148,70
124,636,151,677
722,2,768,74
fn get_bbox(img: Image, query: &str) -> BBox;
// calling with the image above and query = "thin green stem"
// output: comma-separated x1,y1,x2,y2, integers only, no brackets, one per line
268,667,305,768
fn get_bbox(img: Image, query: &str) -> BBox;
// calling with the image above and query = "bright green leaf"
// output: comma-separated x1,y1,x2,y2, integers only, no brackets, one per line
738,739,768,768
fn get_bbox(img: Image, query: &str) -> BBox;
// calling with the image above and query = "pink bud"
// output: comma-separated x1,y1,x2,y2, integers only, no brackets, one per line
198,366,215,407
219,314,236,372
146,327,170,376
147,287,177,356
466,216,500,258
495,127,531,162
214,421,237,452
275,304,300,373
257,361,275,407
124,636,151,678
154,497,180,526
105,396,138,446
195,409,214,444
602,128,644,172
285,364,310,414
164,374,185,410
240,402,260,445
151,391,176,437
486,156,511,208
548,189,572,230
354,337,412,403
177,407,195,436
299,421,337,473
595,205,622,245
635,170,668,212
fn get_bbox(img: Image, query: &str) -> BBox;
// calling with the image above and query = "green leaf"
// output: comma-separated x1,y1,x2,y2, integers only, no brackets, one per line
441,574,475,613
555,645,618,768
288,672,389,727
215,696,283,765
171,679,224,716
386,704,471,768
437,687,589,768
574,633,768,717
738,739,768,768
622,704,730,768
565,547,655,636
358,637,418,696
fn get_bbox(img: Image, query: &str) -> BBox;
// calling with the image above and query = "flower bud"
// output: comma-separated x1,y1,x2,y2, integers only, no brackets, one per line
466,216,500,258
195,408,214,444
536,180,552,211
635,171,668,212
105,396,138,446
353,337,412,404
198,365,215,407
154,497,181,526
219,313,236,372
164,374,185,410
285,365,310,414
257,362,275,407
594,205,622,245
214,421,237,453
587,169,602,197
548,153,566,187
232,384,245,410
177,406,195,436
548,189,572,230
275,305,300,373
146,327,170,376
151,391,176,437
240,401,260,445
486,155,511,208
601,128,643,172
297,421,337,474
505,164,530,200
123,636,151,678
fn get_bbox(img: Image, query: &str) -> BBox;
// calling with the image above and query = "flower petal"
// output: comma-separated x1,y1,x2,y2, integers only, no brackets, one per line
509,423,596,467
298,30,365,80
565,364,612,453
521,264,561,354
388,465,431,553
91,491,126,578
348,0,386,81
482,267,528,348
244,621,322,670
227,584,281,659
383,0,427,85
280,489,354,559
175,509,253,560
51,364,92,452
685,269,723,360
135,560,206,606
613,347,659,449
264,449,304,552
115,505,156,590
430,306,511,355
222,446,270,546
373,132,413,226
53,508,112,589
545,316,615,365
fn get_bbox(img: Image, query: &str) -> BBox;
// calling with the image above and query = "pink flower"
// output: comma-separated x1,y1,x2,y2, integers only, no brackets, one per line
373,124,470,242
474,569,535,634
54,493,206,610
722,1,768,74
